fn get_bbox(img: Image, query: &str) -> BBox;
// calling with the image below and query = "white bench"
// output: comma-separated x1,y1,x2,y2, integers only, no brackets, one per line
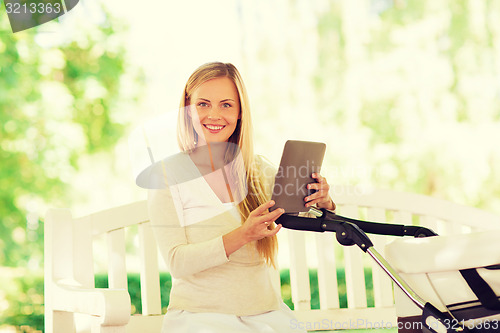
44,186,500,332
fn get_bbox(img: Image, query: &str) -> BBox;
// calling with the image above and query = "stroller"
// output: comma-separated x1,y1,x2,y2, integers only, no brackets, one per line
277,206,500,333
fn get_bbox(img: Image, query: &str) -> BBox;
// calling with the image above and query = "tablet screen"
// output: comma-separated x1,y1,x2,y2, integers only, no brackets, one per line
270,140,326,213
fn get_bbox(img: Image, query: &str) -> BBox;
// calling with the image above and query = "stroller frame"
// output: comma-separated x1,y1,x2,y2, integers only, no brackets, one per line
279,207,474,333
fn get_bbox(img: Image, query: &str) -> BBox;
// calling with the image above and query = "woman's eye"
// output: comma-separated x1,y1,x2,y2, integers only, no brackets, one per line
222,103,232,108
198,102,209,107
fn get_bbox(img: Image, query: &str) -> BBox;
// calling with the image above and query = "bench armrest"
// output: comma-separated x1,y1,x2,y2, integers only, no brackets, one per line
51,280,131,326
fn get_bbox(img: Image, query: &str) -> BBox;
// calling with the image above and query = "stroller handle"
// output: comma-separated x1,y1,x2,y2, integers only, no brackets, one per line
276,213,374,252
314,207,438,238
277,208,472,333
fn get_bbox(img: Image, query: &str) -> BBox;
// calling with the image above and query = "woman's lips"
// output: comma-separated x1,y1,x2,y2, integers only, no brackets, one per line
203,124,225,133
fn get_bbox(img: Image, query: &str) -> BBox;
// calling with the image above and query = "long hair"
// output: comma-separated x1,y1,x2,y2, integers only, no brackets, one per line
177,62,278,267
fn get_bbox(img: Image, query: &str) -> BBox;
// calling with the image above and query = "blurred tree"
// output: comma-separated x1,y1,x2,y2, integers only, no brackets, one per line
0,5,142,330
0,7,140,268
313,0,500,212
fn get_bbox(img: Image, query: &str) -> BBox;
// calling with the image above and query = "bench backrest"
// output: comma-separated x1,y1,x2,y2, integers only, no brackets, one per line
282,186,500,330
45,186,500,332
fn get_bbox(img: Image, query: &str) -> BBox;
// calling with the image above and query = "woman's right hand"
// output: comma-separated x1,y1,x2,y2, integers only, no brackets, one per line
240,200,284,242
223,200,284,257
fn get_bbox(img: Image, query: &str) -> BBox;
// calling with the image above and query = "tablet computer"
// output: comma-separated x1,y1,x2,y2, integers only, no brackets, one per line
270,140,326,213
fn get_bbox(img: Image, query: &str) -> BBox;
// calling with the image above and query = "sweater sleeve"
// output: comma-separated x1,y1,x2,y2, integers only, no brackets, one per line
148,185,229,279
255,155,278,199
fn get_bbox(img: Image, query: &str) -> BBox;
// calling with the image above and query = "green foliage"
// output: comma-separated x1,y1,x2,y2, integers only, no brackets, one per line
61,25,128,153
95,273,172,314
314,0,500,213
95,268,377,315
0,6,139,269
281,268,374,310
0,6,142,332
447,0,469,54
0,17,48,267
360,100,399,144
0,270,44,332
1,268,377,332
379,0,426,26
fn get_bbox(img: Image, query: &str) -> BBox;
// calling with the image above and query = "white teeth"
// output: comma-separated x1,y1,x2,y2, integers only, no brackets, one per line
205,125,224,130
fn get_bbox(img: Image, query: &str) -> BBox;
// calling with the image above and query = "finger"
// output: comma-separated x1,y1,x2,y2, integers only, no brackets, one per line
305,192,331,207
312,172,325,182
266,224,282,237
305,195,332,207
256,207,284,224
308,174,329,192
305,198,318,207
268,207,285,221
307,182,330,191
250,200,275,217
304,189,329,203
307,182,321,191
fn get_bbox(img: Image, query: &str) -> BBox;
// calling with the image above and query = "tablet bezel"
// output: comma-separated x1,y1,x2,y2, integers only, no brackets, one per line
270,140,326,214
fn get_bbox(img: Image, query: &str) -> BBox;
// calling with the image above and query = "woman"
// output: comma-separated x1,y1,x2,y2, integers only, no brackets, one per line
148,62,335,332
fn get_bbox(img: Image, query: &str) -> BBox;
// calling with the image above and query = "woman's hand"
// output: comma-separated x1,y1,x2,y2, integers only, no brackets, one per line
240,200,283,242
223,200,283,257
304,173,336,211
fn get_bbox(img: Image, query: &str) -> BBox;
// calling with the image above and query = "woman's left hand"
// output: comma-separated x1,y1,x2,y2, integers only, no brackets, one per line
304,173,336,211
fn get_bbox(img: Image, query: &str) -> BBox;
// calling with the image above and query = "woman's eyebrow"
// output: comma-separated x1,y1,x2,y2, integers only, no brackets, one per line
196,98,235,102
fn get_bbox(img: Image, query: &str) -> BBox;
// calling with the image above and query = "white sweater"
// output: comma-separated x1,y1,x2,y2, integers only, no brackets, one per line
147,153,281,316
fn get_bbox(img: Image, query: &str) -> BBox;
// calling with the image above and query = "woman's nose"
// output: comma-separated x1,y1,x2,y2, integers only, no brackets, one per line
207,106,222,119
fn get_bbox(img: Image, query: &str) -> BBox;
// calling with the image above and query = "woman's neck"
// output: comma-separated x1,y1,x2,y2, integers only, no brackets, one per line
190,142,229,171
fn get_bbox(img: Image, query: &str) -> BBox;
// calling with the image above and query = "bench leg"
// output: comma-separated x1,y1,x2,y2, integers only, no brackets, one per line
52,311,76,333
91,323,127,333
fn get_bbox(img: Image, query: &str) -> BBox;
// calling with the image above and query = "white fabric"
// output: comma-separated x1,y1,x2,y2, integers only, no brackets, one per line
173,175,239,227
171,161,243,227
148,154,284,317
385,230,500,319
385,229,500,274
161,301,306,333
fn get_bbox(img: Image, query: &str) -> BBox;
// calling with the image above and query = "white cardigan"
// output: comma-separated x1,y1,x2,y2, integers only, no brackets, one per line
147,153,281,316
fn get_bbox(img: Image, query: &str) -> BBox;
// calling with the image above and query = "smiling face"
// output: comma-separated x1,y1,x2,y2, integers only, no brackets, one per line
189,77,241,144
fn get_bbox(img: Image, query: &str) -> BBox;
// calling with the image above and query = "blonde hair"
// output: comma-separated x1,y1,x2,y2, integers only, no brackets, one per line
177,62,278,267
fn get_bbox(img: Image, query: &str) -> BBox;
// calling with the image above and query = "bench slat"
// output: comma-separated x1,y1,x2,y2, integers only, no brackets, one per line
315,232,340,309
75,201,149,237
138,222,162,315
333,187,500,229
287,229,311,310
367,207,393,308
73,218,95,288
107,228,128,290
340,205,367,309
421,215,438,236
